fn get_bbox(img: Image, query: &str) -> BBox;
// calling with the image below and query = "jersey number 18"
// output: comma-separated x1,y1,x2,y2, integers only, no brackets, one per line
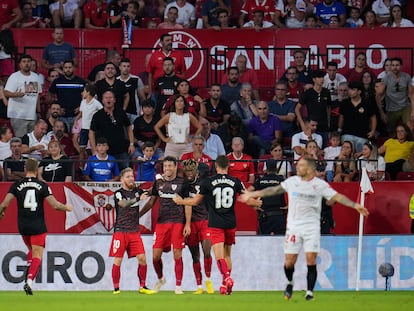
212,187,234,209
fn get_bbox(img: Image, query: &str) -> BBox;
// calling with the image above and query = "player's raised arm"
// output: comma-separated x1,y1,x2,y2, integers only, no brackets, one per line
0,193,15,219
173,193,204,206
239,185,285,203
331,193,369,216
45,195,73,212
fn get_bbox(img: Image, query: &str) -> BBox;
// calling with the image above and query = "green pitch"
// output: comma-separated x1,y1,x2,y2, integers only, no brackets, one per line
1,291,413,311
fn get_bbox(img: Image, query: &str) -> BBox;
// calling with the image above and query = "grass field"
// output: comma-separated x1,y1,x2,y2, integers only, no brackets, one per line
1,291,413,311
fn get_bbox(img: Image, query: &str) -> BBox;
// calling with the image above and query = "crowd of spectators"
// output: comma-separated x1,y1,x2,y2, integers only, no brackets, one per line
0,1,413,30
1,6,414,185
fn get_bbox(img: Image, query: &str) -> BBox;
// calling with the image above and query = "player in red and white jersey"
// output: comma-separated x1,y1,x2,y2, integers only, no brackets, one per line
181,159,214,294
0,158,72,295
240,157,369,301
140,156,191,294
109,167,154,295
174,155,261,295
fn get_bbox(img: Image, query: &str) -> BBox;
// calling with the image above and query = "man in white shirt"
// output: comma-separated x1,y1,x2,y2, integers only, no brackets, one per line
200,117,225,160
323,61,347,102
291,118,322,160
164,0,196,28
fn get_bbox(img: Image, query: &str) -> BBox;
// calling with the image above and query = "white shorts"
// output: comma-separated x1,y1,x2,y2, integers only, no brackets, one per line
284,227,320,254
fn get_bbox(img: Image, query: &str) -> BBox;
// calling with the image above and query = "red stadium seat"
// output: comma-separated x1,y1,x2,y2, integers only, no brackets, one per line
396,172,414,180
256,154,272,178
196,87,210,100
258,87,274,101
141,17,161,28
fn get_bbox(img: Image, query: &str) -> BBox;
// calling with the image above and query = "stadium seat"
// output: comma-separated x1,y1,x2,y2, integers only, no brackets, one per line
196,87,210,100
258,87,274,101
141,17,161,28
396,172,414,180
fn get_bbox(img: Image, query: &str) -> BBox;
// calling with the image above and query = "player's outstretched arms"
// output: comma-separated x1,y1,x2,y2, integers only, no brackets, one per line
0,193,15,219
245,197,264,212
333,193,369,217
239,186,285,203
46,196,73,212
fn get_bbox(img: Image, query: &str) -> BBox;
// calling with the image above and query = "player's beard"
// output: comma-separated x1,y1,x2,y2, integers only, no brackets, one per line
126,181,135,190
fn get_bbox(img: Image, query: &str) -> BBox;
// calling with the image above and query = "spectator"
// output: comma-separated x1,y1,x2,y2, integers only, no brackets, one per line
227,136,255,185
4,54,41,138
333,140,356,182
95,62,129,110
30,59,45,90
117,58,145,123
345,52,376,83
132,99,162,158
47,118,75,156
200,116,225,160
122,0,142,28
357,142,385,181
108,0,126,28
87,50,121,83
74,83,102,159
284,0,307,28
41,27,77,75
202,0,231,29
89,90,135,170
327,14,340,27
291,118,323,160
17,2,49,28
2,137,26,181
215,7,235,29
39,68,60,118
338,81,376,153
242,8,275,30
46,102,62,132
372,0,401,24
164,0,196,28
49,0,82,28
216,114,248,154
158,6,184,29
378,124,414,180
375,57,414,133
361,9,381,29
295,70,331,147
377,58,392,80
135,141,159,182
83,137,120,181
0,0,22,30
301,139,327,179
230,83,258,126
204,84,231,131
284,66,305,105
0,126,12,165
384,4,414,27
280,49,314,86
324,131,342,182
330,81,349,130
181,135,213,170
305,12,318,27
346,6,364,27
222,66,243,105
222,55,260,100
268,81,297,137
0,29,17,81
38,140,72,182
248,100,283,157
48,59,85,131
21,119,50,160
147,33,186,95
314,0,346,27
84,0,110,29
154,94,202,159
153,56,182,118
265,142,293,178
323,61,347,102
239,0,276,27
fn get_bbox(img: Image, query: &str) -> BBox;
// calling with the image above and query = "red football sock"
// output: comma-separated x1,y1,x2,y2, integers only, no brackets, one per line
112,264,121,289
27,250,32,265
27,257,41,282
138,264,147,288
204,257,212,278
193,262,202,285
175,258,183,286
217,258,230,282
153,258,163,279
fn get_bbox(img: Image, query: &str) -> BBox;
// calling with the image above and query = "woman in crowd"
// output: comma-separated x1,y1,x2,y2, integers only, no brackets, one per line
38,140,72,182
383,4,413,27
344,52,375,83
372,0,401,24
262,142,292,179
377,58,392,79
301,139,326,180
333,140,356,182
378,124,414,180
357,141,385,181
154,94,202,159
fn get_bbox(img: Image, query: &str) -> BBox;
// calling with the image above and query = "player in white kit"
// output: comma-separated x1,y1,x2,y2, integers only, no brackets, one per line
239,157,369,301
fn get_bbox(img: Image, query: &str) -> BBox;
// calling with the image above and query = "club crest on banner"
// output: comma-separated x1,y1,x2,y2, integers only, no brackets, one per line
93,189,116,232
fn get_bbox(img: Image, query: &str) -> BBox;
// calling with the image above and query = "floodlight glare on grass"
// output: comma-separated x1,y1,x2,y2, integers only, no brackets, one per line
378,263,394,291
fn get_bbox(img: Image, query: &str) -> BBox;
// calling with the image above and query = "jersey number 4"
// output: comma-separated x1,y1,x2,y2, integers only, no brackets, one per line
24,189,38,212
212,187,234,209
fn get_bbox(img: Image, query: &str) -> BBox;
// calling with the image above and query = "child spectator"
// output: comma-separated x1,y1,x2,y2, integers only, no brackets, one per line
346,7,364,27
83,137,120,181
135,141,159,181
324,132,342,182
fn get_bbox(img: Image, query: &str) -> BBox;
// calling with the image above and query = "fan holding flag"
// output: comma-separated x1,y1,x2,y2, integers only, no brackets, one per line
239,157,369,301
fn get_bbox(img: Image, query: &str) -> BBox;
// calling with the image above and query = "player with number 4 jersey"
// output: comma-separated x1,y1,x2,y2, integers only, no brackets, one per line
0,158,73,296
173,155,262,295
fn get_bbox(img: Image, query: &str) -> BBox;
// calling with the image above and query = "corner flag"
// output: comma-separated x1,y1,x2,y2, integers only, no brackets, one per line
356,167,374,291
